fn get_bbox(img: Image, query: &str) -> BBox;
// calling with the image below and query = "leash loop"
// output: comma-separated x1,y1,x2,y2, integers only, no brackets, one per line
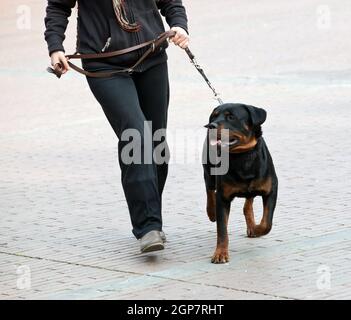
46,30,224,105
47,30,176,78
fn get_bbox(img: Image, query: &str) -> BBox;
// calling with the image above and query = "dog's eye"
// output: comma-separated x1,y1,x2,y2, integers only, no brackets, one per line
227,114,235,120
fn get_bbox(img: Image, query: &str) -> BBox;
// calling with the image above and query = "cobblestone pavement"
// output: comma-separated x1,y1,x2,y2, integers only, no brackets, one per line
1,0,351,300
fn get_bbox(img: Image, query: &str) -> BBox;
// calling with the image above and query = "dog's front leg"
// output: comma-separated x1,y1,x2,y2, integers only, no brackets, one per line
211,189,231,264
206,190,216,222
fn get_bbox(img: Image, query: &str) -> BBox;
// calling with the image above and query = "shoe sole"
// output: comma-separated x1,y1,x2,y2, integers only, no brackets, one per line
141,242,164,253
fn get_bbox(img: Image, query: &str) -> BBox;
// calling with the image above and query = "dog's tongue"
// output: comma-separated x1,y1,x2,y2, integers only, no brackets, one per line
210,139,236,147
210,139,221,146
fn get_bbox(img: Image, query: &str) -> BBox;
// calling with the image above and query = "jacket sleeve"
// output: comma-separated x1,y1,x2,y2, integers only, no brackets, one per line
44,0,77,56
156,0,189,34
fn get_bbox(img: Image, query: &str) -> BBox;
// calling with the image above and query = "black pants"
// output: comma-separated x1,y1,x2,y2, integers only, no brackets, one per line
86,62,169,239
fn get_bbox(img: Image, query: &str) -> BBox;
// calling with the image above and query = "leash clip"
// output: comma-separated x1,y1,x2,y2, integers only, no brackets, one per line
214,95,224,105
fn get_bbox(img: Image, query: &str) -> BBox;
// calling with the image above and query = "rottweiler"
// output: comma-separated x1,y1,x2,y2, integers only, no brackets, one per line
203,103,278,264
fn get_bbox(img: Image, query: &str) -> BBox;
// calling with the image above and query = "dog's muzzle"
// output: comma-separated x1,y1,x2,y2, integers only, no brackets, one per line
204,122,219,129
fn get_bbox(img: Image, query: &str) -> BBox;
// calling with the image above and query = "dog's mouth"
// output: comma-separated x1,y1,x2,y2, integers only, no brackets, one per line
209,137,239,147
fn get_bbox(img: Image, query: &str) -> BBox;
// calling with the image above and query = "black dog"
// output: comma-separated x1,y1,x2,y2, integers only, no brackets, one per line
203,103,278,264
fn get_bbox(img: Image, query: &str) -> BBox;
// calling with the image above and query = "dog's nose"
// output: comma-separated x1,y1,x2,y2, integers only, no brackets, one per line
204,122,218,129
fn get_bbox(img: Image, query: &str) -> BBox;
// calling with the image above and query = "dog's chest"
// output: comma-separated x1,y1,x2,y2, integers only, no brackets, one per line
221,176,272,198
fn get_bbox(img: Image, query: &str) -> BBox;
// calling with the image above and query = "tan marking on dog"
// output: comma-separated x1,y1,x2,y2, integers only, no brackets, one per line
243,198,256,236
222,182,247,199
245,197,273,238
230,136,257,153
255,200,272,236
211,111,219,118
249,177,272,195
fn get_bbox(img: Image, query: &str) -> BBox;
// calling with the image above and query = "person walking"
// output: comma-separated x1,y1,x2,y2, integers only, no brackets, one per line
44,0,189,253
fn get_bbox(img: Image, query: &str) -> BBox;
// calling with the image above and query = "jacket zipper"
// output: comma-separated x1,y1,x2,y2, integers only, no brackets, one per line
127,3,142,68
101,37,111,52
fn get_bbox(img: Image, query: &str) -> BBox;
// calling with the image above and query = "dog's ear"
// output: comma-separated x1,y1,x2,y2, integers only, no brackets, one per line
244,105,267,127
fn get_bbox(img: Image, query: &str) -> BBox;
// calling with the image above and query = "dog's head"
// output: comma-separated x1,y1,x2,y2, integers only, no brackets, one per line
205,103,267,153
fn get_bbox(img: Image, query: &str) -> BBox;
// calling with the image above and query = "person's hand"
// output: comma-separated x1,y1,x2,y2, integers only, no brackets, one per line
50,51,70,75
169,26,189,49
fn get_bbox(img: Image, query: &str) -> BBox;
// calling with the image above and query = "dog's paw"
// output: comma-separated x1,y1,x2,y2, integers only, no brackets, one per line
247,224,272,238
247,227,258,238
211,249,229,264
207,211,216,222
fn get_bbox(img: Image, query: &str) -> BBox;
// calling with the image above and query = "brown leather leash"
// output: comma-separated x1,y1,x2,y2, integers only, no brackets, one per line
47,30,176,78
47,29,224,104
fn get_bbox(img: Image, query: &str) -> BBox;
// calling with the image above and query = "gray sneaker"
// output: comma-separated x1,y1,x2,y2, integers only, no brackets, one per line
140,230,164,253
160,231,167,243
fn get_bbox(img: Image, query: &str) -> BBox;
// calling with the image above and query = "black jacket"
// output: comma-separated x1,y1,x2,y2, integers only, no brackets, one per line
44,0,188,72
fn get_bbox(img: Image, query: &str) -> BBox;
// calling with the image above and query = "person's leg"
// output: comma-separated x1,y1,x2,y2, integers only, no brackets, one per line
86,74,162,239
132,62,170,197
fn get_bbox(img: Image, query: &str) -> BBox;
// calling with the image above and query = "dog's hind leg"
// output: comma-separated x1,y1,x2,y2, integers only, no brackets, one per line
244,197,257,237
258,188,277,235
250,188,277,237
